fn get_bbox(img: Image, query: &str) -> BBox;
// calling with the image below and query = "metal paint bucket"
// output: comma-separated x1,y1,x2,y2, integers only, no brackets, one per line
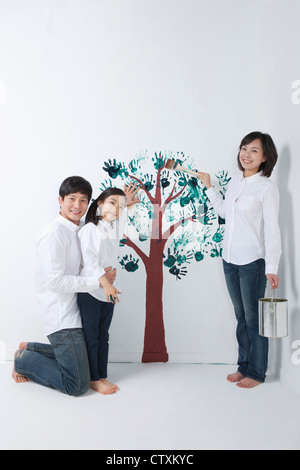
258,296,288,338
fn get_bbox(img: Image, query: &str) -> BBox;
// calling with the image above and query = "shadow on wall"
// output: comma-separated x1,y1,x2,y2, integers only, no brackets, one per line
269,146,299,379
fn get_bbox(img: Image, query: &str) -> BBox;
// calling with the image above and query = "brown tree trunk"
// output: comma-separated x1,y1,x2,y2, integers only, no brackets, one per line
142,241,168,363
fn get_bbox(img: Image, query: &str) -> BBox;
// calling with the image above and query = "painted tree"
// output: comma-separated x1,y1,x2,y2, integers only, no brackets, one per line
100,151,230,363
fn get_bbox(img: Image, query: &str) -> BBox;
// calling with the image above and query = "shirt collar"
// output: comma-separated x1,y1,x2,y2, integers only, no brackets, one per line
237,170,263,183
57,213,82,232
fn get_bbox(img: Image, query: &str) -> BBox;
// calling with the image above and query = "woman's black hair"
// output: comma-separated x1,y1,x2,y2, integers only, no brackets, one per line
85,187,126,225
59,176,93,201
237,131,278,177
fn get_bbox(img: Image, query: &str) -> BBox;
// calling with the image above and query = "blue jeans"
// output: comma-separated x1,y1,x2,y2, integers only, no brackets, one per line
77,293,115,381
223,259,268,383
14,328,90,396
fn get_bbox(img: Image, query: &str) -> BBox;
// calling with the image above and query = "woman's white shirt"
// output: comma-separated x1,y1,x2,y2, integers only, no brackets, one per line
206,171,281,274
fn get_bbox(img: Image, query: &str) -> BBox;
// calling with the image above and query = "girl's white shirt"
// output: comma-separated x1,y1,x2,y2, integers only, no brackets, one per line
79,208,133,302
206,171,281,274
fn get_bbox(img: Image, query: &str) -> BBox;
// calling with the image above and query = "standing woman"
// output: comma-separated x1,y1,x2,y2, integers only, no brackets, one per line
197,132,281,388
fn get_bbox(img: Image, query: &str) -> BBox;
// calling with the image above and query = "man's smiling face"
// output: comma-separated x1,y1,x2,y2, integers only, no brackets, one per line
58,192,89,225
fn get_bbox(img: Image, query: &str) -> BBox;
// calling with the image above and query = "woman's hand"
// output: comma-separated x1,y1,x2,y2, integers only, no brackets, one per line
266,273,279,289
197,172,212,189
124,182,140,207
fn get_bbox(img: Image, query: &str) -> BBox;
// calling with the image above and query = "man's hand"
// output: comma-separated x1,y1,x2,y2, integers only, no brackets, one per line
104,266,116,284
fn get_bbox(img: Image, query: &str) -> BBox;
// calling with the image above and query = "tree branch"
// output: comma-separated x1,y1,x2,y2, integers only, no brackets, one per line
162,182,188,213
121,235,149,266
128,175,156,205
161,215,196,241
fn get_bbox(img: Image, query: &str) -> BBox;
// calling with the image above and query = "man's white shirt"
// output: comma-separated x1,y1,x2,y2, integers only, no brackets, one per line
35,214,99,336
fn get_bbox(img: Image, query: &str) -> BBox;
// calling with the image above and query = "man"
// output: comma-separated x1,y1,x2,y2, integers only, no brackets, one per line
12,176,116,396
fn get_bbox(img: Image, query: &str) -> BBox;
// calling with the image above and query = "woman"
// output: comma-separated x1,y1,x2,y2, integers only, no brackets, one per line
197,132,281,388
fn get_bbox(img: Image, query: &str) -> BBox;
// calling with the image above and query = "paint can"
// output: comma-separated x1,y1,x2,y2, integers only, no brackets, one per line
258,292,288,338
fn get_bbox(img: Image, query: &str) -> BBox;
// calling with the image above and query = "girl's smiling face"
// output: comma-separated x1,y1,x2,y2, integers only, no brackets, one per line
98,195,126,222
239,138,266,177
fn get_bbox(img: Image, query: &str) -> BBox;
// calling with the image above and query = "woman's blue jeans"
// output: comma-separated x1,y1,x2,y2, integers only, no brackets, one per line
14,328,90,396
223,258,268,383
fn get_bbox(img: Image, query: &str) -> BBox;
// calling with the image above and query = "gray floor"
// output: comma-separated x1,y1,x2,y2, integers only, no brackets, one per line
1,362,299,450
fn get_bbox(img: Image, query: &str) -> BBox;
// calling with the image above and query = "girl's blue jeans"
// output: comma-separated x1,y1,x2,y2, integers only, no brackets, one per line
14,328,90,396
223,258,268,383
77,293,115,381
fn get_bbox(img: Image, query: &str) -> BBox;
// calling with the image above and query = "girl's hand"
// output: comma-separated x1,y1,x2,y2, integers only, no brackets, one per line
105,284,121,303
99,274,121,302
124,182,140,207
266,273,279,289
197,172,212,189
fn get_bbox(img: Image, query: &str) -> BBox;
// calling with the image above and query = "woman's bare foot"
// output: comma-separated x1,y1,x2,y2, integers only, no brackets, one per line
236,377,261,388
19,342,27,350
90,378,118,395
227,372,244,383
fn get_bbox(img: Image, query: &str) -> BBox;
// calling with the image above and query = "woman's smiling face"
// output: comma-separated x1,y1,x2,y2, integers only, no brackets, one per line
239,138,266,177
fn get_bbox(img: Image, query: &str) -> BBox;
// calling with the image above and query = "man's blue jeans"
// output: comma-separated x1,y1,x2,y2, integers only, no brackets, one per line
223,259,268,383
14,328,90,396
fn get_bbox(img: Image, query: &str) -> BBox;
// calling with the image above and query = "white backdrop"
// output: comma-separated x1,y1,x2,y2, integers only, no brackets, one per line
1,0,300,392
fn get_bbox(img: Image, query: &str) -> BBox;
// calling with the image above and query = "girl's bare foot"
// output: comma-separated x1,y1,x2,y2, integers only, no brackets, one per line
237,377,261,388
90,379,118,395
227,372,244,383
101,378,118,390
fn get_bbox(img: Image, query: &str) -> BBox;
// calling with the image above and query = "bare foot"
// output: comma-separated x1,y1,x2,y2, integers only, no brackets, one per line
236,377,261,389
90,379,118,395
227,372,244,383
101,378,118,390
12,350,30,383
19,342,27,350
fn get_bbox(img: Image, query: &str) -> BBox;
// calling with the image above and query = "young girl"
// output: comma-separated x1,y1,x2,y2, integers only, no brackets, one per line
78,183,139,395
197,132,281,388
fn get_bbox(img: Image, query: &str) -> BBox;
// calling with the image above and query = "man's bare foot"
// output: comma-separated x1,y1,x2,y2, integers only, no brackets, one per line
237,377,262,389
227,371,245,383
12,350,30,383
90,379,118,395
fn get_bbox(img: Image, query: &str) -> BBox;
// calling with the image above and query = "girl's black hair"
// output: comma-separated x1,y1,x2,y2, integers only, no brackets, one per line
59,176,93,201
237,131,278,177
85,187,126,225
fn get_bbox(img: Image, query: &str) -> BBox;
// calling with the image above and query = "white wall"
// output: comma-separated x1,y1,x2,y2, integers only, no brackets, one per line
1,0,300,392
